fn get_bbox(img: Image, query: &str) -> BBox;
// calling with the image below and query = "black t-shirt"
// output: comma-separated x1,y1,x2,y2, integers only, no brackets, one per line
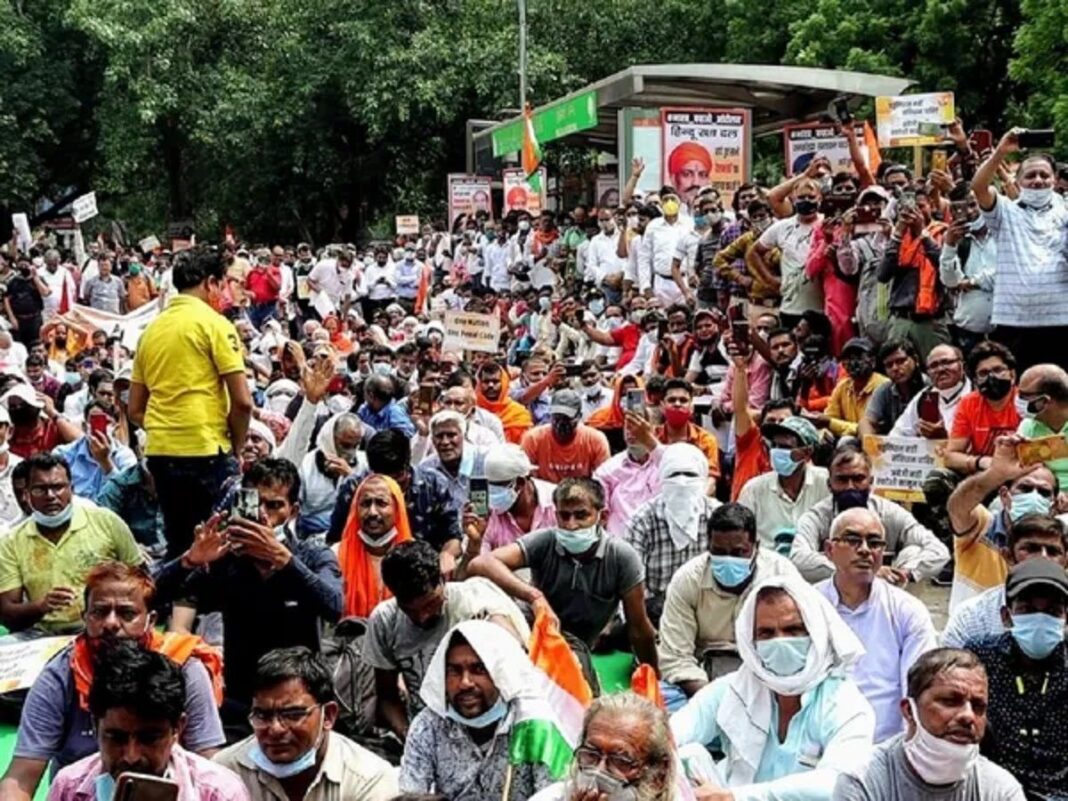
5,275,42,317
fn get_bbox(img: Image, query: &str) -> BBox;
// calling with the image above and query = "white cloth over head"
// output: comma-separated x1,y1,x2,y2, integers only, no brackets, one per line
658,442,709,550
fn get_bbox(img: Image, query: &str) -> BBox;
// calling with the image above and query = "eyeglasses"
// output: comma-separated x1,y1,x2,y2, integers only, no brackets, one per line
574,745,642,774
975,365,1011,380
831,534,887,551
29,483,71,498
248,705,320,729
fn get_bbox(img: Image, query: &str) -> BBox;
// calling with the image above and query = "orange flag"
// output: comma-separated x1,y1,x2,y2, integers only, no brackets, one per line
630,663,664,709
863,121,882,176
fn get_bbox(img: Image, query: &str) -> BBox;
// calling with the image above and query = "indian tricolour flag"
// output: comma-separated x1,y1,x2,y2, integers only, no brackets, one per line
522,103,543,194
508,608,591,778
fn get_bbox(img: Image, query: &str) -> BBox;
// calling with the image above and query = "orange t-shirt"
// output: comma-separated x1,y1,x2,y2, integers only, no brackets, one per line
731,426,770,501
950,390,1021,457
521,424,611,483
656,422,722,479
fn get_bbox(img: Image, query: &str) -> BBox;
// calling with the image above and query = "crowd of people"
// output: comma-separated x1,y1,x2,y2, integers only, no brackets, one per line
0,119,1064,801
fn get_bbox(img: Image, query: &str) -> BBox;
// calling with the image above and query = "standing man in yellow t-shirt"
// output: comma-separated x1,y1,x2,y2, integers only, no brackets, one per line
129,246,253,559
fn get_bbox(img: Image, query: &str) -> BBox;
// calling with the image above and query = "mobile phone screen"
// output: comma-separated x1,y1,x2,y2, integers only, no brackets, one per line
469,478,489,517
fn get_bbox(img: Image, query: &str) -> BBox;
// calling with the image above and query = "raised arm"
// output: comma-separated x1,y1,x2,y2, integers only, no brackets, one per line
972,128,1020,210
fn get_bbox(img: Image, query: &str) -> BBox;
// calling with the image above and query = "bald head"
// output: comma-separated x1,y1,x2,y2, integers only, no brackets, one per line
1019,364,1068,422
826,507,886,587
830,507,884,541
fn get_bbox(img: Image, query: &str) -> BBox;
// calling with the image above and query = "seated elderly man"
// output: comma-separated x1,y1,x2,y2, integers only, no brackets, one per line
440,374,505,443
659,504,799,706
816,508,937,742
400,620,552,801
529,693,678,801
671,575,875,798
789,445,949,585
417,410,486,504
833,648,1026,800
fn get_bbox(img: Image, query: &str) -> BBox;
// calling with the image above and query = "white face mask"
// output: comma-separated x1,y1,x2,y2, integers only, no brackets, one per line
359,527,398,548
1018,186,1054,208
902,698,979,785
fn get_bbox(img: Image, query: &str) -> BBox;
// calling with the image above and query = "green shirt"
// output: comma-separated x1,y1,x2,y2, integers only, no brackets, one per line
1017,417,1068,490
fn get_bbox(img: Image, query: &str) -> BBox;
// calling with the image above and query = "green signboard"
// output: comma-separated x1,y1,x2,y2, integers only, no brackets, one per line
491,90,598,157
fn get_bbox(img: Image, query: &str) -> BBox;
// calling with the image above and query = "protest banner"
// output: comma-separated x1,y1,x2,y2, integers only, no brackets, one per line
71,191,98,224
862,435,947,503
660,107,750,209
395,215,420,235
138,235,161,253
443,310,501,354
11,214,32,253
0,635,74,694
783,122,871,177
595,173,619,209
59,300,162,353
447,174,493,229
875,92,955,148
502,168,547,216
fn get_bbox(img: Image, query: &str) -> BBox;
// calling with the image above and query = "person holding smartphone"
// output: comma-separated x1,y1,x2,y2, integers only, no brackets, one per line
939,183,995,355
51,401,136,502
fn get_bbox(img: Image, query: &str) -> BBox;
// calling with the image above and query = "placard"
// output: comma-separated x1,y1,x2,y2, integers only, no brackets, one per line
71,192,98,224
661,107,750,210
863,435,946,503
447,174,493,230
395,215,420,235
502,168,547,216
784,123,870,177
595,174,619,209
138,235,161,253
0,635,74,694
11,214,31,253
875,92,955,148
443,310,501,354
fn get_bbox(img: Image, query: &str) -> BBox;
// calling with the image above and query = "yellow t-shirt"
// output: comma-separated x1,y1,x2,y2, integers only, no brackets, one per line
0,505,143,633
132,294,246,456
950,505,1007,612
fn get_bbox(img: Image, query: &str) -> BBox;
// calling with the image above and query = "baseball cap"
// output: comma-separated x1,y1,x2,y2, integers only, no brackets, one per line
1006,559,1068,601
549,389,582,420
0,384,43,410
858,185,891,203
761,416,819,448
485,444,534,483
841,337,875,357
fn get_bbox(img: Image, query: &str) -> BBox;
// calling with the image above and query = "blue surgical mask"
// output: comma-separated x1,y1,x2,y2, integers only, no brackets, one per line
589,299,605,316
445,696,507,728
710,555,753,588
64,371,81,385
372,363,392,376
1018,186,1053,208
32,503,74,529
488,483,518,513
693,214,708,228
1009,490,1052,522
1010,612,1065,660
756,635,811,676
967,216,986,232
556,524,600,555
538,297,551,312
249,714,323,778
769,448,803,477
95,773,115,801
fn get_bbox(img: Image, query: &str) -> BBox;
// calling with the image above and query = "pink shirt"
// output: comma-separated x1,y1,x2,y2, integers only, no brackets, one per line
718,355,772,414
48,746,250,801
593,446,664,538
483,478,558,551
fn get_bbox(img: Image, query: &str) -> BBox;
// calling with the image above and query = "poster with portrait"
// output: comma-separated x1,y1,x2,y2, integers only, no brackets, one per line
660,107,751,210
447,174,493,229
502,168,547,216
783,122,871,177
595,173,619,210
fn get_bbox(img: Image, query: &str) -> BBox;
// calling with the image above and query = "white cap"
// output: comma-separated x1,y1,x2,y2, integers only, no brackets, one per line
485,444,533,482
0,405,10,425
247,418,277,449
0,383,43,410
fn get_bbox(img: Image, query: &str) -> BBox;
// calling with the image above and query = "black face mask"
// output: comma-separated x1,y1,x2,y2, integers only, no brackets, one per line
977,375,1013,402
9,405,38,427
794,199,819,216
846,357,873,378
552,418,578,441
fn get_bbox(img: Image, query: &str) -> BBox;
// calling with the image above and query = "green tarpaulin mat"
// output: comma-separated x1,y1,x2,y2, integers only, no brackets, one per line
591,651,634,694
0,725,49,800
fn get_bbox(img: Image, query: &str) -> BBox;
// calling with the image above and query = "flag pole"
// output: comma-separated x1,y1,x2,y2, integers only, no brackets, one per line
501,762,515,801
517,0,527,111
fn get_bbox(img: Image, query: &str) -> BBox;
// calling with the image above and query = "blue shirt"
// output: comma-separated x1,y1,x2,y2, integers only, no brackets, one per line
509,382,550,425
394,259,420,299
357,400,416,438
671,673,875,801
52,436,137,502
97,463,165,550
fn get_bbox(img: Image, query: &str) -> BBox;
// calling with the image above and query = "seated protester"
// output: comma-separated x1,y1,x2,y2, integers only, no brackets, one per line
683,309,730,395
439,382,505,445
592,412,663,538
964,560,1068,800
470,444,556,554
364,542,529,740
659,504,799,702
649,305,696,378
833,648,1026,801
215,647,397,801
625,443,720,613
529,693,678,801
1,564,224,801
356,374,416,438
401,621,551,800
888,344,970,439
328,431,462,570
759,327,802,404
1015,363,1068,489
297,412,365,538
0,454,142,634
790,445,949,584
808,337,889,437
469,478,659,670
584,375,644,455
794,333,840,414
418,410,485,504
654,378,720,494
51,401,136,502
946,433,1058,611
944,340,1020,477
857,340,925,438
25,354,61,402
97,437,166,556
3,383,79,459
816,509,938,743
509,355,560,426
154,459,342,721
520,389,610,483
0,405,25,529
475,361,532,444
670,575,875,797
737,415,828,554
48,643,248,801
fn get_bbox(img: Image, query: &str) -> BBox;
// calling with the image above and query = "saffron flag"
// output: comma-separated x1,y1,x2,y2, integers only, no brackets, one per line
522,104,543,194
863,121,883,176
630,663,664,709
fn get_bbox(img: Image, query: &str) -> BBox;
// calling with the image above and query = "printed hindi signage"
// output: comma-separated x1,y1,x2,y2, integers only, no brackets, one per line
875,92,955,148
660,107,750,210
783,123,870,177
447,174,493,229
863,435,946,503
71,192,98,224
502,167,547,216
0,635,74,694
395,215,420,235
138,235,161,253
443,310,501,354
491,90,598,156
